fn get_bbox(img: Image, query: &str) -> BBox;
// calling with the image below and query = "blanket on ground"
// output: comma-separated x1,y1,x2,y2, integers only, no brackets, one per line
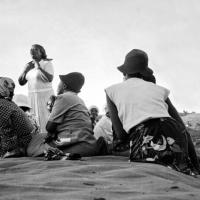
0,156,200,200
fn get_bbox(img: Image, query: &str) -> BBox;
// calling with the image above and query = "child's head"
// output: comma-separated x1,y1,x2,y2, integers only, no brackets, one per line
13,94,31,113
47,95,56,112
89,105,99,119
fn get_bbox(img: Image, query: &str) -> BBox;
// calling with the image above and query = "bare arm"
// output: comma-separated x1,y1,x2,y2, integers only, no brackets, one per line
166,97,185,129
106,94,127,140
38,65,53,82
18,61,35,85
18,72,28,85
37,60,53,82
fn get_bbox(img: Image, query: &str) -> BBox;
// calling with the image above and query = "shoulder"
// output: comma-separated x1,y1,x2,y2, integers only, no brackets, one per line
40,59,53,66
57,92,74,100
54,94,65,103
105,82,123,93
0,99,18,110
105,82,125,98
55,93,75,105
157,84,170,98
0,99,13,116
145,82,170,99
10,102,32,124
154,83,170,93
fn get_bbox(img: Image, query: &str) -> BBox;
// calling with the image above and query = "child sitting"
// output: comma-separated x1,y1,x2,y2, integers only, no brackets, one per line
46,95,57,113
13,94,40,135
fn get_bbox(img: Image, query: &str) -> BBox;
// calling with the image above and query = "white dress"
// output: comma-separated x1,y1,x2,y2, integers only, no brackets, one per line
25,60,54,134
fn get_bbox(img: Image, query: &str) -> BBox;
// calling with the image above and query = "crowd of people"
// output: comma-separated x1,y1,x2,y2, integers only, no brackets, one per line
0,44,199,176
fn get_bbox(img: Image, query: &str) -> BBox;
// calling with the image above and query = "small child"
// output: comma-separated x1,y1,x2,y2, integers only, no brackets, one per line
46,95,57,113
88,105,100,130
13,94,40,135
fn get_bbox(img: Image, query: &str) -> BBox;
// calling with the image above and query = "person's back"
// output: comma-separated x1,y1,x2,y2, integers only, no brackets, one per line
106,77,170,133
0,98,34,137
0,89,34,157
49,91,93,134
45,72,103,157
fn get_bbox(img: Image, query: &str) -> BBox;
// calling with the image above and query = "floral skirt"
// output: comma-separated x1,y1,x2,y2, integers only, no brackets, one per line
129,118,198,176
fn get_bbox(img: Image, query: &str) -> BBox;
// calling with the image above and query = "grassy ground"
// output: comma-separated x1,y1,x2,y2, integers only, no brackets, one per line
187,127,200,156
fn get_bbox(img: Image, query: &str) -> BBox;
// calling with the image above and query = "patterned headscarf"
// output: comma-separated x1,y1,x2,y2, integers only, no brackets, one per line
0,77,15,100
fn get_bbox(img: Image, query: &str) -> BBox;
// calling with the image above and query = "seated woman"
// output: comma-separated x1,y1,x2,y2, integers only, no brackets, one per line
0,77,34,158
44,72,102,157
105,49,200,176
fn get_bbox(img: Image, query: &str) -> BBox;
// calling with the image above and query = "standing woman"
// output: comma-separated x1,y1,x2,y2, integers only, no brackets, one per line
18,44,54,134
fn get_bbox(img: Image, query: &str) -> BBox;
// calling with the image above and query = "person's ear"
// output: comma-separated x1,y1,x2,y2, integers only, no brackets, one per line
63,83,68,90
123,73,128,81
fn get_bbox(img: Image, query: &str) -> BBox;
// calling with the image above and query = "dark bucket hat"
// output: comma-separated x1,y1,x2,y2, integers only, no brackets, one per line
117,49,153,76
59,72,85,93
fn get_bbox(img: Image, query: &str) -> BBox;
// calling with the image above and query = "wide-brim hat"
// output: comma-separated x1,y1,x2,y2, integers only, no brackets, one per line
59,72,85,93
13,94,31,108
117,49,153,76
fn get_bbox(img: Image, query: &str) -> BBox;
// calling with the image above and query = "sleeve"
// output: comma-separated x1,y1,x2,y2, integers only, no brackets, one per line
44,61,54,75
105,87,113,102
164,88,170,100
48,95,69,124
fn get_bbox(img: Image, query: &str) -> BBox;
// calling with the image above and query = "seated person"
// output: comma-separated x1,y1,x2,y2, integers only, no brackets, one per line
105,49,200,175
46,95,57,113
13,94,40,135
0,78,60,159
88,105,101,130
45,72,101,157
94,105,113,145
0,77,34,158
93,105,113,154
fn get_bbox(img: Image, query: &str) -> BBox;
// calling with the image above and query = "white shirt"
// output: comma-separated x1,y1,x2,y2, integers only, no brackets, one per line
93,115,113,144
105,78,170,133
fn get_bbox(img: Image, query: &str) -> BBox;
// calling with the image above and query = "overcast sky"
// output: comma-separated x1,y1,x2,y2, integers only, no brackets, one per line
0,0,200,113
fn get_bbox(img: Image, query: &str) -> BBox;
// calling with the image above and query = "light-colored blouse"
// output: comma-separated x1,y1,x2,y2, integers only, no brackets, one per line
26,60,54,93
105,78,171,133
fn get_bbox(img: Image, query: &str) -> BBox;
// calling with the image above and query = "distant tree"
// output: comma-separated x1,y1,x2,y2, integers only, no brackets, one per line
179,110,189,116
183,110,189,115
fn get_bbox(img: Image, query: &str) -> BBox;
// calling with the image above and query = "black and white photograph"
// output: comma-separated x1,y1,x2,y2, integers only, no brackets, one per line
0,0,200,199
